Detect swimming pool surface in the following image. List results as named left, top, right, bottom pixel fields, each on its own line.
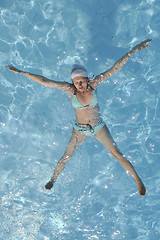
left=0, top=0, right=160, bottom=239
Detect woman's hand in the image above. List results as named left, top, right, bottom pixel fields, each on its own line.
left=132, top=39, right=152, bottom=52
left=5, top=65, right=20, bottom=73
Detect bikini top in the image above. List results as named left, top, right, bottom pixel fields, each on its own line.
left=72, top=88, right=98, bottom=109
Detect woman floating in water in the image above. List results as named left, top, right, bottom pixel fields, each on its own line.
left=6, top=39, right=152, bottom=196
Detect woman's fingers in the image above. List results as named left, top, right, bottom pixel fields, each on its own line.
left=142, top=39, right=152, bottom=49
left=5, top=66, right=18, bottom=72
left=144, top=38, right=152, bottom=44
left=132, top=39, right=152, bottom=51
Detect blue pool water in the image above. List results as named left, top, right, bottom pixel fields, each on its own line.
left=0, top=0, right=160, bottom=239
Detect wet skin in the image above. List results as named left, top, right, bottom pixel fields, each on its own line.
left=6, top=39, right=152, bottom=196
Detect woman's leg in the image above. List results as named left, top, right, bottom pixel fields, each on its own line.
left=45, top=128, right=87, bottom=190
left=94, top=125, right=146, bottom=196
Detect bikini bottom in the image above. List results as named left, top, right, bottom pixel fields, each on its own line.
left=74, top=119, right=105, bottom=137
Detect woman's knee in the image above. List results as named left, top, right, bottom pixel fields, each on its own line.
left=60, top=152, right=73, bottom=165
left=57, top=155, right=70, bottom=170
left=110, top=147, right=123, bottom=159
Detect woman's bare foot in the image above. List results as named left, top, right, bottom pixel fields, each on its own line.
left=45, top=181, right=53, bottom=190
left=137, top=179, right=146, bottom=196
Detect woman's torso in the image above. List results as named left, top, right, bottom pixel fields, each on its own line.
left=69, top=84, right=101, bottom=126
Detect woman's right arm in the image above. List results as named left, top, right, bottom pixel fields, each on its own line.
left=5, top=66, right=73, bottom=92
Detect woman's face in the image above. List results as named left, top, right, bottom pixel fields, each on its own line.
left=72, top=76, right=88, bottom=92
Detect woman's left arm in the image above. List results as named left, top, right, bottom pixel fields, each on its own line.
left=91, top=39, right=152, bottom=89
